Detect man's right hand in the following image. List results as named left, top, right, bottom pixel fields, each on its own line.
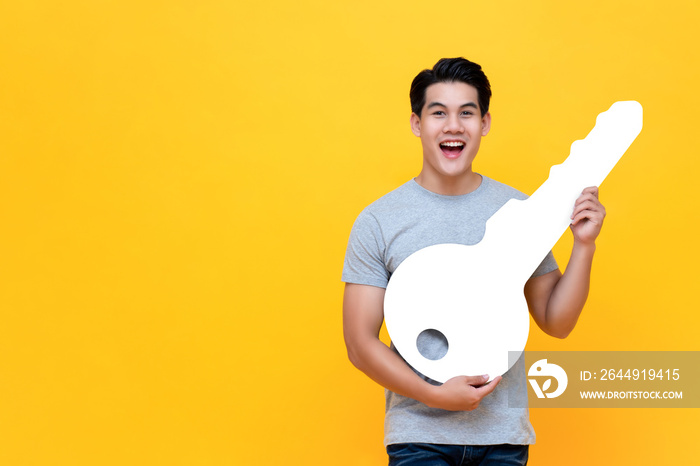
left=426, top=375, right=502, bottom=411
left=344, top=283, right=502, bottom=411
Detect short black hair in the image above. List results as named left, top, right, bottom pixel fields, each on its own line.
left=410, top=57, right=492, bottom=117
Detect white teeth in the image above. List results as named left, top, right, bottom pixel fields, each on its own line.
left=440, top=141, right=465, bottom=147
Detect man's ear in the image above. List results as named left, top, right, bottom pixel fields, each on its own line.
left=410, top=113, right=421, bottom=137
left=481, top=111, right=491, bottom=136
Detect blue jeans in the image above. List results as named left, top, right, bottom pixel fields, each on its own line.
left=387, top=443, right=528, bottom=466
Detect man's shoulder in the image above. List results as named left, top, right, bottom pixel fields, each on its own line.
left=482, top=175, right=529, bottom=201
left=360, top=179, right=418, bottom=216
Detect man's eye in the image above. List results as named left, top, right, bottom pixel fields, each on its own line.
left=461, top=111, right=473, bottom=116
left=433, top=111, right=445, bottom=116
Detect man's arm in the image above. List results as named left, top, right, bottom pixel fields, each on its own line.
left=343, top=282, right=501, bottom=411
left=525, top=186, right=606, bottom=338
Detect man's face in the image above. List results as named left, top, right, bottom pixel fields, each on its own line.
left=410, top=81, right=491, bottom=182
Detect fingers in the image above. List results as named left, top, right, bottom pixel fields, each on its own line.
left=571, top=201, right=605, bottom=225
left=580, top=186, right=599, bottom=198
left=437, top=374, right=503, bottom=411
left=571, top=199, right=599, bottom=216
left=571, top=211, right=603, bottom=227
left=570, top=187, right=606, bottom=225
left=461, top=374, right=491, bottom=386
left=475, top=375, right=502, bottom=397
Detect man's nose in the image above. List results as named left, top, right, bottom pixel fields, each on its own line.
left=443, top=115, right=464, bottom=133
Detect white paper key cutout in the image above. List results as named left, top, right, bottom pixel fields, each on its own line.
left=384, top=101, right=643, bottom=383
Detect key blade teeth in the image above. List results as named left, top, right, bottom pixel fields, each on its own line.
left=600, top=100, right=643, bottom=139
left=572, top=101, right=643, bottom=156
left=594, top=101, right=643, bottom=145
left=565, top=100, right=643, bottom=187
left=514, top=100, right=643, bottom=279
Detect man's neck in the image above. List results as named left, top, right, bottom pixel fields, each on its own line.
left=414, top=170, right=482, bottom=196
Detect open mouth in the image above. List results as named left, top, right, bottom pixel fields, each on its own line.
left=440, top=141, right=465, bottom=157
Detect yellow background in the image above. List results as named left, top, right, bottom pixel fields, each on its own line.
left=1, top=1, right=698, bottom=464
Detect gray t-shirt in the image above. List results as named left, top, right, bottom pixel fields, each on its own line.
left=342, top=176, right=558, bottom=446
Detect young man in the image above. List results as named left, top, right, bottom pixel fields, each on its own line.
left=342, top=58, right=605, bottom=465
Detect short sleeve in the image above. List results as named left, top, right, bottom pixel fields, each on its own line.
left=530, top=250, right=559, bottom=278
left=341, top=210, right=390, bottom=288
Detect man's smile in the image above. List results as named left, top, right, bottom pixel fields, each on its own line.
left=439, top=140, right=466, bottom=158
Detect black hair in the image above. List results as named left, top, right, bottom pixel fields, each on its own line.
left=410, top=57, right=492, bottom=117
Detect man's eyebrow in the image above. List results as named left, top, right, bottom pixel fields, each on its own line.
left=426, top=101, right=478, bottom=110
left=426, top=101, right=446, bottom=109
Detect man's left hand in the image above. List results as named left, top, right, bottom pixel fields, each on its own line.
left=570, top=186, right=606, bottom=245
